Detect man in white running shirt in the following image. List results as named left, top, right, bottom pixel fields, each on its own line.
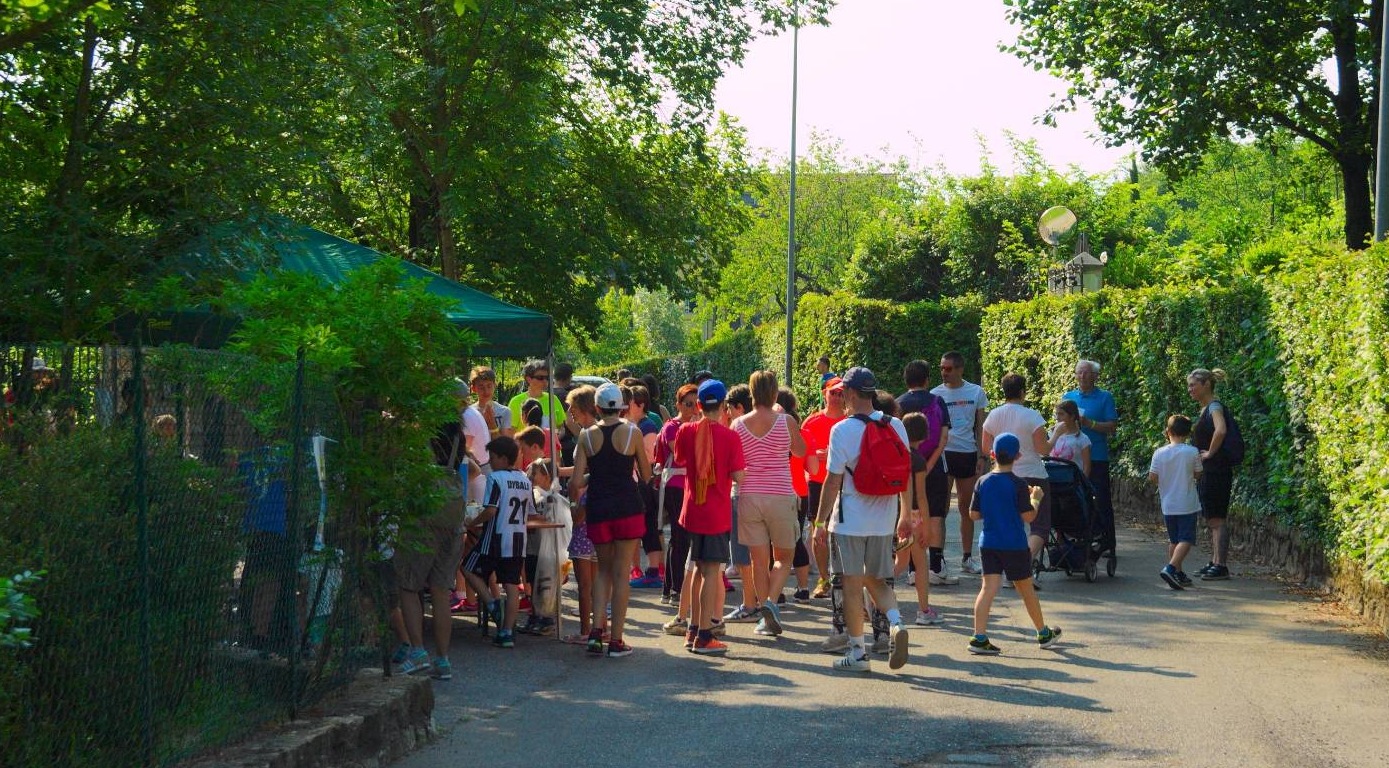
left=931, top=351, right=989, bottom=575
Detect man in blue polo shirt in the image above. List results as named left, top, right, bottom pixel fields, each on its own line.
left=1062, top=359, right=1118, bottom=531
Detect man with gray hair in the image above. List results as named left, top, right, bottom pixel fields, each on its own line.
left=1062, top=359, right=1118, bottom=533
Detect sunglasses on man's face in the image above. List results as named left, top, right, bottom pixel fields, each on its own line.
left=530, top=374, right=549, bottom=381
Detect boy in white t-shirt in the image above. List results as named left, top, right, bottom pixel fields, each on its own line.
left=1148, top=415, right=1203, bottom=590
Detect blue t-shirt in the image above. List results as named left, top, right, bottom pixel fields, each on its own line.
left=970, top=470, right=1031, bottom=551
left=1063, top=387, right=1118, bottom=462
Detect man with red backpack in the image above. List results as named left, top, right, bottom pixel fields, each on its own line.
left=811, top=367, right=911, bottom=673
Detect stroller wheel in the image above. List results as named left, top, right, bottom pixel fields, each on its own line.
left=1106, top=556, right=1117, bottom=578
left=1084, top=560, right=1098, bottom=583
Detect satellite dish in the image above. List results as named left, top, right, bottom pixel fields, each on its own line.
left=1038, top=206, right=1077, bottom=246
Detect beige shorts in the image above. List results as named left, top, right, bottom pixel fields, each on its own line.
left=736, top=492, right=800, bottom=549
left=830, top=533, right=895, bottom=580
left=394, top=524, right=464, bottom=592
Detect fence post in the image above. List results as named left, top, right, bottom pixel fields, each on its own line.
left=133, top=345, right=154, bottom=767
left=286, top=347, right=307, bottom=719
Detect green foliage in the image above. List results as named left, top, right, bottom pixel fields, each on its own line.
left=1003, top=0, right=1374, bottom=248
left=219, top=261, right=469, bottom=534
left=0, top=425, right=246, bottom=766
left=0, top=571, right=41, bottom=649
left=979, top=246, right=1389, bottom=583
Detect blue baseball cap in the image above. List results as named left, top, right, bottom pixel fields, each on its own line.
left=697, top=379, right=728, bottom=406
left=840, top=366, right=877, bottom=393
left=992, top=432, right=1021, bottom=462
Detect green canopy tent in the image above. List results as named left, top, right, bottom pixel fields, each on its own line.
left=116, top=223, right=553, bottom=359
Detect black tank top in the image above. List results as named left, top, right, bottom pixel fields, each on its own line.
left=585, top=422, right=643, bottom=521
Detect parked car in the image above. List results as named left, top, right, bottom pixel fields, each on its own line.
left=570, top=375, right=612, bottom=389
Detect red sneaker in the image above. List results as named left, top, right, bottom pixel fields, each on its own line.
left=722, top=574, right=734, bottom=593
left=518, top=596, right=533, bottom=612
left=691, top=636, right=728, bottom=655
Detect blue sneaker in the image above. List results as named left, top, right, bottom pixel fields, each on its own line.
left=758, top=600, right=783, bottom=635
left=1160, top=564, right=1184, bottom=590
left=493, top=630, right=515, bottom=649
left=399, top=647, right=431, bottom=674
left=1037, top=626, right=1063, bottom=649
left=390, top=642, right=411, bottom=665
left=430, top=657, right=452, bottom=680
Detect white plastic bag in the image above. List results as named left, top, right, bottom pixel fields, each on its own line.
left=531, top=483, right=572, bottom=619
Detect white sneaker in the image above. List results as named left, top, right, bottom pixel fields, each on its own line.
left=929, top=569, right=960, bottom=586
left=961, top=556, right=982, bottom=575
left=820, top=631, right=849, bottom=654
left=832, top=649, right=871, bottom=673
left=906, top=570, right=916, bottom=586
left=915, top=606, right=941, bottom=625
left=724, top=564, right=741, bottom=580
left=888, top=623, right=909, bottom=670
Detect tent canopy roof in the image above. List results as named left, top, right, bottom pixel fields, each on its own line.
left=118, top=223, right=553, bottom=359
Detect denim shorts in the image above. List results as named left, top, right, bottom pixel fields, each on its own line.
left=1165, top=513, right=1198, bottom=545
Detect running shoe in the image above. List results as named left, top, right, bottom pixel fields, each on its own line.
left=691, top=636, right=728, bottom=655
left=398, top=647, right=431, bottom=675
left=871, top=634, right=890, bottom=655
left=915, top=606, right=941, bottom=625
left=390, top=642, right=411, bottom=665
left=793, top=588, right=811, bottom=603
left=629, top=574, right=662, bottom=588
left=754, top=618, right=776, bottom=636
left=961, top=556, right=982, bottom=575
left=518, top=595, right=533, bottom=612
left=929, top=569, right=960, bottom=586
left=1201, top=565, right=1231, bottom=581
left=430, top=657, right=452, bottom=681
left=723, top=605, right=760, bottom=623
left=832, top=649, right=871, bottom=673
left=723, top=574, right=735, bottom=593
left=758, top=601, right=783, bottom=635
left=1176, top=571, right=1194, bottom=587
left=821, top=631, right=849, bottom=654
left=586, top=631, right=605, bottom=655
left=906, top=570, right=916, bottom=587
left=453, top=597, right=478, bottom=614
left=493, top=630, right=515, bottom=649
left=685, top=628, right=697, bottom=650
left=775, top=592, right=786, bottom=606
left=662, top=617, right=689, bottom=636
left=968, top=635, right=1001, bottom=655
left=606, top=640, right=634, bottom=658
left=1037, top=626, right=1062, bottom=649
left=1197, top=562, right=1216, bottom=576
left=811, top=578, right=832, bottom=599
left=709, top=619, right=727, bottom=637
left=724, top=564, right=741, bottom=580
left=562, top=633, right=590, bottom=645
left=1160, top=564, right=1184, bottom=590
left=888, top=623, right=909, bottom=670
left=630, top=566, right=644, bottom=581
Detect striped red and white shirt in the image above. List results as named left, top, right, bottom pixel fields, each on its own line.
left=735, top=413, right=795, bottom=496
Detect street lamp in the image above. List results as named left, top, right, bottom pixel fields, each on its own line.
left=784, top=3, right=800, bottom=383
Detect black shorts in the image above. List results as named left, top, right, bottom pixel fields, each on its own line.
left=687, top=531, right=731, bottom=564
left=943, top=451, right=979, bottom=480
left=465, top=551, right=524, bottom=585
left=1199, top=469, right=1233, bottom=520
left=980, top=548, right=1032, bottom=581
left=925, top=469, right=950, bottom=518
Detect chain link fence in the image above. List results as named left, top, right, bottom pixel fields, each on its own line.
left=0, top=343, right=383, bottom=768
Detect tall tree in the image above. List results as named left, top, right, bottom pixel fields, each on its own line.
left=1003, top=0, right=1378, bottom=250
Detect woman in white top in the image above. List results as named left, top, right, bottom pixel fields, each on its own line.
left=981, top=373, right=1053, bottom=567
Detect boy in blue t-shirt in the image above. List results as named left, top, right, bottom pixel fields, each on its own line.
left=967, top=433, right=1062, bottom=655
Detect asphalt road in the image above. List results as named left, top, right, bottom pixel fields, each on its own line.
left=398, top=516, right=1389, bottom=768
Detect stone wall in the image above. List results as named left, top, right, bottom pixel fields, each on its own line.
left=183, top=670, right=435, bottom=768
left=1112, top=475, right=1387, bottom=637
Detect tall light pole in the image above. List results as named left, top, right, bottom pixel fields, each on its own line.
left=784, top=2, right=800, bottom=382
left=1376, top=0, right=1389, bottom=240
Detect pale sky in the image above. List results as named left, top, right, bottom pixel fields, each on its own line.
left=715, top=0, right=1133, bottom=176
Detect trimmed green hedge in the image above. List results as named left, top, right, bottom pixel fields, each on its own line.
left=793, top=292, right=982, bottom=408
left=600, top=294, right=981, bottom=414
left=979, top=246, right=1389, bottom=583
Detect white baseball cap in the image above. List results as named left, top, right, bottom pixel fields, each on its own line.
left=595, top=382, right=623, bottom=410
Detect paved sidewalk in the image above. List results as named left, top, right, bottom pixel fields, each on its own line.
left=400, top=517, right=1389, bottom=768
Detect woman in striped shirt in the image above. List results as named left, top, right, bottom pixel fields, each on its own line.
left=731, top=370, right=806, bottom=636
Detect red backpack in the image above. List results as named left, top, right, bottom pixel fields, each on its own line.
left=846, top=413, right=911, bottom=495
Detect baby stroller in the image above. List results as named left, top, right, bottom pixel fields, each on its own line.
left=1035, top=456, right=1117, bottom=582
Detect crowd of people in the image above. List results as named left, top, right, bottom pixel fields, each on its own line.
left=391, top=353, right=1242, bottom=677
